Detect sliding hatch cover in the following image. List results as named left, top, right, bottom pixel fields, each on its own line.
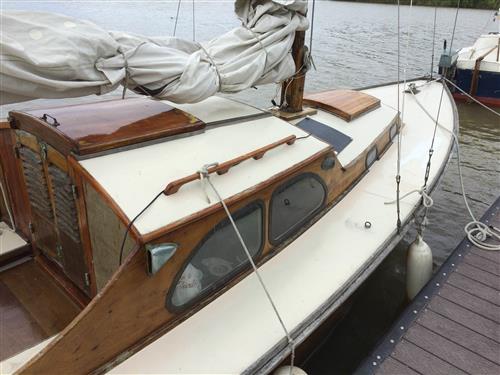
left=295, top=117, right=352, bottom=153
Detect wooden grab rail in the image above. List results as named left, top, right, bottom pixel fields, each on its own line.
left=164, top=135, right=297, bottom=196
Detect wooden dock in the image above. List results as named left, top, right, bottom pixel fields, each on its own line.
left=357, top=197, right=500, bottom=375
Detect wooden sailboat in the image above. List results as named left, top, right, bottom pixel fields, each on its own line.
left=0, top=5, right=457, bottom=375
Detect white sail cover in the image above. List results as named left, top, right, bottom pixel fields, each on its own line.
left=0, top=0, right=308, bottom=105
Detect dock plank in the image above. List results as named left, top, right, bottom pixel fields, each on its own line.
left=391, top=340, right=467, bottom=375
left=470, top=247, right=500, bottom=264
left=446, top=272, right=500, bottom=305
left=429, top=295, right=499, bottom=342
left=455, top=262, right=500, bottom=290
left=438, top=283, right=500, bottom=323
left=417, top=309, right=500, bottom=365
left=359, top=198, right=500, bottom=375
left=405, top=323, right=500, bottom=374
left=377, top=358, right=420, bottom=375
left=463, top=252, right=500, bottom=276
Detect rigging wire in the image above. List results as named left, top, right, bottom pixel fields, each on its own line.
left=173, top=0, right=182, bottom=37
left=395, top=0, right=402, bottom=231
left=200, top=167, right=296, bottom=373
left=118, top=191, right=164, bottom=265
left=441, top=76, right=500, bottom=117
left=309, top=0, right=316, bottom=56
left=192, top=0, right=196, bottom=41
left=430, top=7, right=438, bottom=79
left=407, top=90, right=500, bottom=251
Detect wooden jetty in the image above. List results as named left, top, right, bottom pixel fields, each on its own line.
left=357, top=197, right=500, bottom=375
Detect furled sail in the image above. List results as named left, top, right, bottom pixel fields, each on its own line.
left=0, top=0, right=308, bottom=105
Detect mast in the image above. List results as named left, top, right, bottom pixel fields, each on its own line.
left=281, top=30, right=306, bottom=113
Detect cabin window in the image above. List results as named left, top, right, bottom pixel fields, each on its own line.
left=270, top=174, right=326, bottom=244
left=389, top=122, right=398, bottom=141
left=366, top=146, right=378, bottom=169
left=168, top=202, right=264, bottom=310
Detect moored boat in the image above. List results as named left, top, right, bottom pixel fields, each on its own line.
left=440, top=10, right=500, bottom=107
left=0, top=2, right=458, bottom=374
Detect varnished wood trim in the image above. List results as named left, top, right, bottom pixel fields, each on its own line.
left=0, top=244, right=31, bottom=268
left=143, top=146, right=332, bottom=243
left=68, top=162, right=98, bottom=297
left=340, top=113, right=398, bottom=170
left=10, top=112, right=76, bottom=156
left=164, top=135, right=297, bottom=195
left=35, top=254, right=90, bottom=309
left=68, top=157, right=142, bottom=243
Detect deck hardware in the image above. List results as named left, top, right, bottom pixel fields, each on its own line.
left=146, top=243, right=178, bottom=276
left=321, top=155, right=335, bottom=170
left=14, top=144, right=21, bottom=159
left=84, top=272, right=91, bottom=287
left=364, top=221, right=371, bottom=229
left=71, top=184, right=79, bottom=200
left=39, top=142, right=48, bottom=160
left=28, top=222, right=34, bottom=234
left=56, top=244, right=63, bottom=259
left=164, top=135, right=296, bottom=195
left=40, top=113, right=60, bottom=127
left=372, top=362, right=377, bottom=366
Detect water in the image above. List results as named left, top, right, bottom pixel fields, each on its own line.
left=2, top=1, right=499, bottom=373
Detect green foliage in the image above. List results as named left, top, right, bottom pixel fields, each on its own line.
left=334, top=0, right=499, bottom=9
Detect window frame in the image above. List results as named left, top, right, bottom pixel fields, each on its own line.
left=366, top=146, right=378, bottom=169
left=268, top=173, right=327, bottom=246
left=165, top=200, right=265, bottom=313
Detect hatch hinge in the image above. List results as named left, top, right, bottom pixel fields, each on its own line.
left=14, top=144, right=21, bottom=159
left=84, top=272, right=91, bottom=288
left=39, top=142, right=48, bottom=161
left=56, top=244, right=63, bottom=260
left=71, top=184, right=79, bottom=200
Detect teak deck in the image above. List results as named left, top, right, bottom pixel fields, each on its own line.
left=0, top=260, right=81, bottom=361
left=358, top=196, right=500, bottom=375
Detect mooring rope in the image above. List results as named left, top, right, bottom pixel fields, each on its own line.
left=408, top=88, right=500, bottom=251
left=200, top=166, right=296, bottom=373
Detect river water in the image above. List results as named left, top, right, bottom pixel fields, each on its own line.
left=2, top=1, right=499, bottom=373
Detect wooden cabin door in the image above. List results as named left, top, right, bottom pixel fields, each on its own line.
left=15, top=131, right=91, bottom=296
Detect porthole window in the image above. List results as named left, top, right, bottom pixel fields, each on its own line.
left=270, top=174, right=326, bottom=244
left=168, top=202, right=263, bottom=310
left=390, top=123, right=398, bottom=141
left=366, top=147, right=378, bottom=169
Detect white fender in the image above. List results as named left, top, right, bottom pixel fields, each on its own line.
left=406, top=234, right=433, bottom=300
left=273, top=366, right=308, bottom=375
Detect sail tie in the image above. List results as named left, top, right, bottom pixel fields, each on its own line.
left=199, top=45, right=223, bottom=91
left=243, top=25, right=269, bottom=68
left=198, top=164, right=296, bottom=373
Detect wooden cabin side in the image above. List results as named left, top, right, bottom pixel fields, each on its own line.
left=13, top=98, right=399, bottom=374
